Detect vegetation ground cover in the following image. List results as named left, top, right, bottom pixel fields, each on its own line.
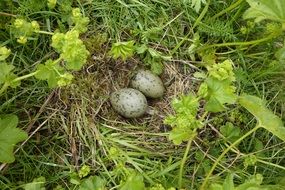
left=0, top=0, right=285, bottom=189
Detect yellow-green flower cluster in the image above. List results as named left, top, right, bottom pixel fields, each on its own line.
left=0, top=46, right=11, bottom=61
left=12, top=19, right=40, bottom=44
left=47, top=0, right=57, bottom=9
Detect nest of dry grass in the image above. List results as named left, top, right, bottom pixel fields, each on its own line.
left=43, top=42, right=199, bottom=168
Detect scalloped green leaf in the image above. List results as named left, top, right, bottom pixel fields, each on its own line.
left=79, top=176, right=106, bottom=190
left=243, top=0, right=285, bottom=23
left=239, top=95, right=285, bottom=141
left=0, top=62, right=14, bottom=85
left=23, top=176, right=46, bottom=190
left=120, top=172, right=145, bottom=190
left=0, top=114, right=28, bottom=163
left=165, top=94, right=202, bottom=145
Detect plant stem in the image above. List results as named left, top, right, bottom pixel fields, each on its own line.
left=0, top=12, right=16, bottom=17
left=0, top=58, right=61, bottom=95
left=13, top=71, right=39, bottom=82
left=211, top=0, right=245, bottom=20
left=197, top=35, right=274, bottom=52
left=257, top=159, right=285, bottom=171
left=200, top=125, right=261, bottom=190
left=37, top=31, right=54, bottom=35
left=178, top=138, right=193, bottom=189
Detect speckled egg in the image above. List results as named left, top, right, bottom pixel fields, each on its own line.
left=110, top=88, right=147, bottom=118
left=130, top=70, right=165, bottom=98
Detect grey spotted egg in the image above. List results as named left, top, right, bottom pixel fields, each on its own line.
left=130, top=70, right=165, bottom=98
left=110, top=88, right=148, bottom=118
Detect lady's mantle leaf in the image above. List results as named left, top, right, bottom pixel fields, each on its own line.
left=223, top=174, right=235, bottom=190
left=120, top=172, right=145, bottom=190
left=0, top=62, right=14, bottom=85
left=189, top=0, right=206, bottom=13
left=220, top=122, right=240, bottom=143
left=165, top=94, right=202, bottom=145
left=23, top=176, right=46, bottom=190
left=243, top=0, right=285, bottom=23
left=169, top=127, right=197, bottom=145
left=239, top=94, right=285, bottom=141
left=35, top=60, right=73, bottom=88
left=51, top=31, right=89, bottom=71
left=0, top=46, right=11, bottom=61
left=0, top=115, right=28, bottom=163
left=79, top=176, right=106, bottom=190
left=204, top=78, right=237, bottom=112
left=199, top=60, right=237, bottom=113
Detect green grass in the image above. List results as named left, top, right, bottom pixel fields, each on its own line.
left=1, top=0, right=285, bottom=189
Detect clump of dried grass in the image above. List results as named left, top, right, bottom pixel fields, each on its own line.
left=44, top=47, right=198, bottom=170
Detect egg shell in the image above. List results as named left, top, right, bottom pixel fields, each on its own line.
left=130, top=70, right=165, bottom=98
left=110, top=88, right=147, bottom=118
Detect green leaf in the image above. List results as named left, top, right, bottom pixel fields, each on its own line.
left=236, top=174, right=264, bottom=190
left=169, top=126, right=197, bottom=145
left=165, top=94, right=202, bottom=145
left=57, top=73, right=74, bottom=87
left=35, top=60, right=63, bottom=88
left=0, top=114, right=28, bottom=163
left=51, top=32, right=65, bottom=51
left=6, top=73, right=20, bottom=88
left=35, top=59, right=73, bottom=88
left=61, top=31, right=89, bottom=70
left=210, top=174, right=281, bottom=190
left=140, top=27, right=163, bottom=43
left=205, top=95, right=226, bottom=113
left=207, top=59, right=235, bottom=82
left=69, top=172, right=81, bottom=185
left=239, top=94, right=285, bottom=141
left=198, top=48, right=216, bottom=66
left=47, top=0, right=56, bottom=9
left=51, top=31, right=89, bottom=71
left=148, top=184, right=167, bottom=190
left=0, top=46, right=11, bottom=61
left=79, top=176, right=106, bottom=190
left=148, top=48, right=162, bottom=58
left=172, top=94, right=199, bottom=115
left=150, top=60, right=163, bottom=75
left=275, top=46, right=285, bottom=62
left=223, top=174, right=235, bottom=190
left=200, top=60, right=237, bottom=112
left=71, top=8, right=90, bottom=33
left=220, top=122, right=240, bottom=142
left=209, top=184, right=223, bottom=190
left=190, top=0, right=206, bottom=13
left=0, top=62, right=14, bottom=85
left=187, top=32, right=200, bottom=60
left=204, top=78, right=237, bottom=112
left=194, top=71, right=206, bottom=79
left=243, top=0, right=285, bottom=23
left=12, top=19, right=39, bottom=44
left=138, top=45, right=170, bottom=74
left=23, top=176, right=46, bottom=190
left=78, top=165, right=91, bottom=178
left=109, top=40, right=135, bottom=61
left=253, top=139, right=264, bottom=157
left=120, top=172, right=145, bottom=190
left=136, top=44, right=148, bottom=54
left=0, top=62, right=20, bottom=89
